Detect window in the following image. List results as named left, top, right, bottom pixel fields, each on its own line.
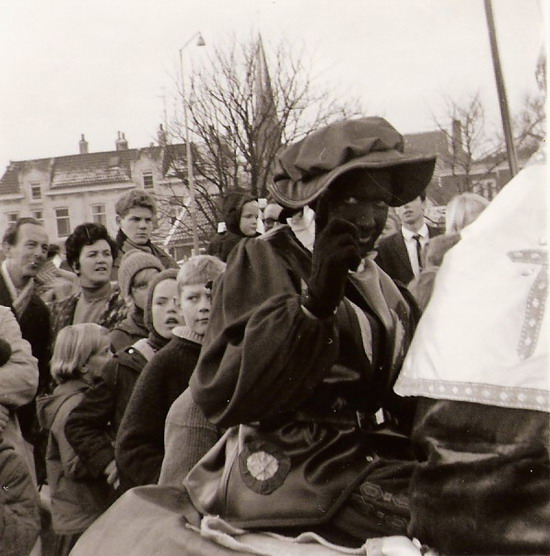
left=30, top=182, right=42, bottom=200
left=55, top=208, right=71, bottom=237
left=32, top=210, right=44, bottom=225
left=472, top=178, right=497, bottom=201
left=91, top=204, right=106, bottom=225
left=7, top=212, right=19, bottom=224
left=142, top=171, right=154, bottom=188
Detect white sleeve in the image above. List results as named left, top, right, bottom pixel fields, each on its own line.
left=0, top=308, right=39, bottom=408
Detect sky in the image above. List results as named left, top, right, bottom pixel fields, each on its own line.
left=0, top=0, right=546, bottom=172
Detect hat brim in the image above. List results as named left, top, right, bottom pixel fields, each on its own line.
left=269, top=150, right=437, bottom=209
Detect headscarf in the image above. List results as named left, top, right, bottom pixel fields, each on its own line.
left=143, top=269, right=179, bottom=352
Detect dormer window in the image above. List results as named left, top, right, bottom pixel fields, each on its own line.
left=142, top=171, right=154, bottom=188
left=30, top=182, right=42, bottom=200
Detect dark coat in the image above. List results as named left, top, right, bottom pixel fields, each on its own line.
left=375, top=225, right=441, bottom=285
left=0, top=439, right=41, bottom=556
left=36, top=380, right=111, bottom=534
left=186, top=226, right=418, bottom=529
left=64, top=346, right=147, bottom=479
left=109, top=310, right=148, bottom=353
left=409, top=397, right=550, bottom=554
left=115, top=335, right=201, bottom=489
left=0, top=273, right=51, bottom=440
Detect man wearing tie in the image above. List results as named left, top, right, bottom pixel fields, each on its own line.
left=375, top=193, right=441, bottom=285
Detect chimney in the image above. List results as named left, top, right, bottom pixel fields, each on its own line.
left=115, top=131, right=129, bottom=151
left=157, top=124, right=167, bottom=147
left=79, top=134, right=89, bottom=154
left=451, top=120, right=463, bottom=158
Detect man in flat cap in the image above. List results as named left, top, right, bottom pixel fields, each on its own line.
left=182, top=117, right=436, bottom=545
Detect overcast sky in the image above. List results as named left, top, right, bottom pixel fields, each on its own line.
left=0, top=0, right=545, bottom=171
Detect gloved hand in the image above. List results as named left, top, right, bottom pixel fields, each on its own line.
left=303, top=218, right=361, bottom=319
left=0, top=338, right=12, bottom=367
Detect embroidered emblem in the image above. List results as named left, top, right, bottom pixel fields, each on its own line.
left=239, top=440, right=291, bottom=495
left=247, top=451, right=278, bottom=481
left=508, top=249, right=548, bottom=359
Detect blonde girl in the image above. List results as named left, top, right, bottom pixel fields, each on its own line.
left=37, top=324, right=112, bottom=556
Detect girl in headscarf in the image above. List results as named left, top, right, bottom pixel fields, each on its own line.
left=207, top=189, right=260, bottom=262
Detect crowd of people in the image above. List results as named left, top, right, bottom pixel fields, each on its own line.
left=0, top=117, right=547, bottom=556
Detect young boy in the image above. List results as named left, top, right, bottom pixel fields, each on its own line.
left=111, top=189, right=178, bottom=280
left=115, top=255, right=225, bottom=489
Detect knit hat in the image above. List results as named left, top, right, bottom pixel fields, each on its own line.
left=143, top=268, right=179, bottom=332
left=118, top=249, right=163, bottom=300
left=269, top=117, right=437, bottom=209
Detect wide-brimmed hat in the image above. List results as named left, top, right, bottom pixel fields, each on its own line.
left=269, top=117, right=437, bottom=208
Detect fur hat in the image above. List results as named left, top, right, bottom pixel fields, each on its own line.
left=269, top=117, right=436, bottom=209
left=118, top=249, right=163, bottom=300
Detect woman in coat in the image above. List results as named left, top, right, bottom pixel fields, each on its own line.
left=49, top=223, right=127, bottom=340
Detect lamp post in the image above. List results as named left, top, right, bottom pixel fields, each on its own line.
left=179, top=32, right=205, bottom=256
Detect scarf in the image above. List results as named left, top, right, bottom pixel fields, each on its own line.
left=1, top=261, right=35, bottom=319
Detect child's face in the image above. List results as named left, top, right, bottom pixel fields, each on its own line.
left=84, top=338, right=112, bottom=381
left=178, top=283, right=212, bottom=336
left=239, top=200, right=260, bottom=237
left=151, top=278, right=181, bottom=339
left=131, top=268, right=159, bottom=310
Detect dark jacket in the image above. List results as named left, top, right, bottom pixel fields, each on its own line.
left=207, top=190, right=258, bottom=262
left=37, top=380, right=111, bottom=534
left=49, top=284, right=128, bottom=340
left=109, top=309, right=148, bottom=353
left=409, top=397, right=550, bottom=555
left=115, top=333, right=202, bottom=489
left=0, top=273, right=51, bottom=443
left=64, top=346, right=148, bottom=479
left=0, top=439, right=41, bottom=556
left=111, top=230, right=178, bottom=281
left=375, top=225, right=441, bottom=285
left=186, top=226, right=418, bottom=529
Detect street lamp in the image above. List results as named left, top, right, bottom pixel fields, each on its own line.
left=179, top=32, right=205, bottom=256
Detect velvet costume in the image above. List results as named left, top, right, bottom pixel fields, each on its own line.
left=186, top=226, right=418, bottom=539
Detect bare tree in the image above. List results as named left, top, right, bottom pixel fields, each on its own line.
left=433, top=89, right=545, bottom=196
left=512, top=90, right=546, bottom=153
left=433, top=93, right=502, bottom=193
left=159, top=35, right=363, bottom=245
